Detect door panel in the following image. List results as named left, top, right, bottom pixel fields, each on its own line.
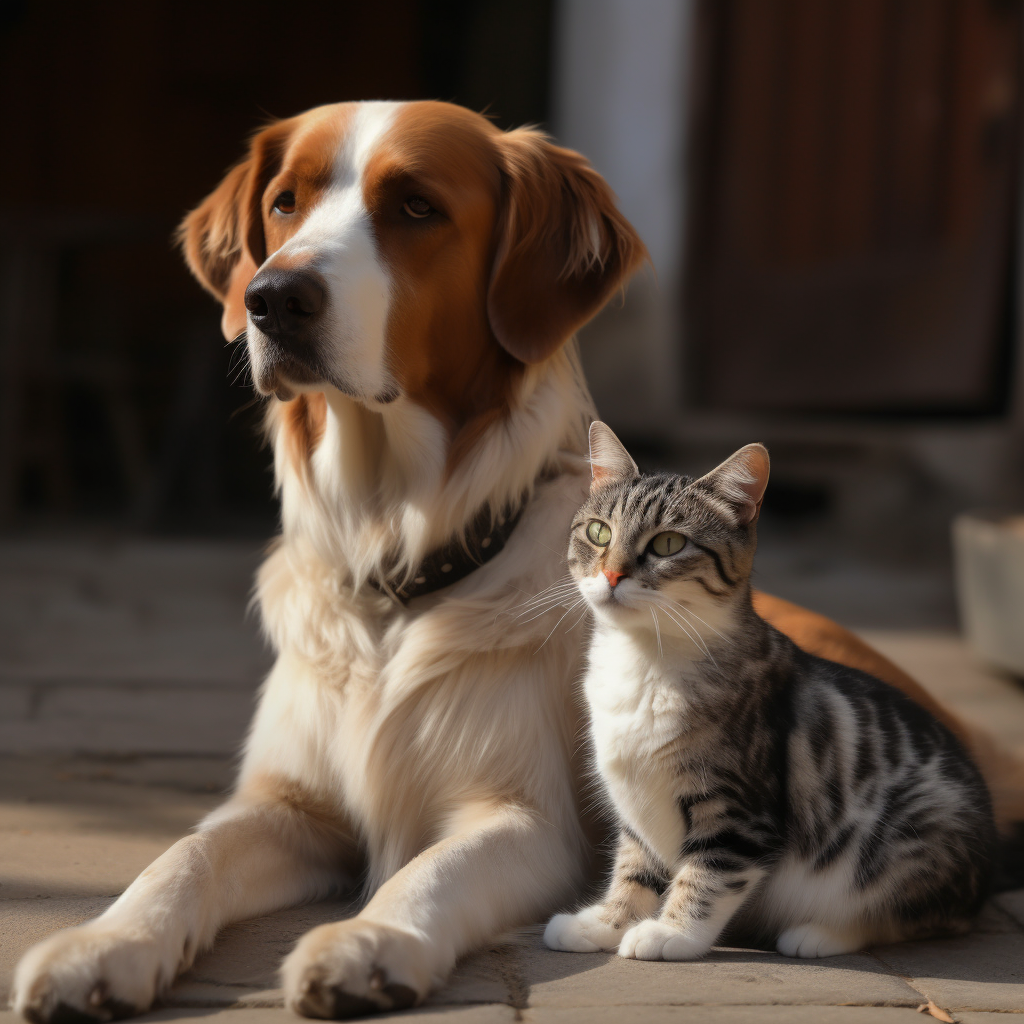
left=686, top=0, right=1021, bottom=414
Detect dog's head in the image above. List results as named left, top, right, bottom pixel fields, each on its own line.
left=180, top=100, right=646, bottom=429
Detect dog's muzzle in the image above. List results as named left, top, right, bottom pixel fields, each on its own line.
left=244, top=268, right=329, bottom=397
left=245, top=268, right=325, bottom=339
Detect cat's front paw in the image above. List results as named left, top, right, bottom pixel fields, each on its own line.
left=618, top=920, right=710, bottom=961
left=543, top=906, right=625, bottom=953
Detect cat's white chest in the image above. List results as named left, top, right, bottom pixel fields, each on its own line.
left=584, top=630, right=690, bottom=869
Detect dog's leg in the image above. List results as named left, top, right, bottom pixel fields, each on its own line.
left=282, top=799, right=579, bottom=1019
left=13, top=793, right=354, bottom=1024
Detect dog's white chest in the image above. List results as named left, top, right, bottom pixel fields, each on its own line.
left=584, top=635, right=688, bottom=869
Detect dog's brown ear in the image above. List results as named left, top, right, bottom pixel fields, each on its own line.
left=487, top=128, right=648, bottom=365
left=178, top=119, right=293, bottom=340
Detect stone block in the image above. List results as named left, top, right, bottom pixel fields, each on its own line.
left=1, top=1009, right=516, bottom=1024
left=0, top=896, right=114, bottom=1003
left=522, top=1007, right=934, bottom=1023
left=0, top=541, right=270, bottom=687
left=872, top=931, right=1024, bottom=1012
left=175, top=900, right=359, bottom=994
left=0, top=686, right=255, bottom=756
left=516, top=926, right=920, bottom=1009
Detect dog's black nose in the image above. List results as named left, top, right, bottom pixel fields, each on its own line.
left=245, top=269, right=325, bottom=336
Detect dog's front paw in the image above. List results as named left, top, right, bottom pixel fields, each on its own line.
left=12, top=923, right=167, bottom=1024
left=282, top=919, right=433, bottom=1020
left=618, top=919, right=710, bottom=961
left=543, top=905, right=626, bottom=952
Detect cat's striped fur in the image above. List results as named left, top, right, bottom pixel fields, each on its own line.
left=544, top=422, right=995, bottom=960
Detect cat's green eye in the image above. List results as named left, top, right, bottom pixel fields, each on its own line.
left=650, top=531, right=686, bottom=557
left=586, top=520, right=612, bottom=547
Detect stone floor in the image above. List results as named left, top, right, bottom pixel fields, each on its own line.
left=1, top=539, right=1023, bottom=1022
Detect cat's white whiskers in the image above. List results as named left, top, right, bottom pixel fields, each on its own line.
left=648, top=596, right=715, bottom=663
left=510, top=579, right=582, bottom=623
left=650, top=607, right=663, bottom=659
left=568, top=602, right=592, bottom=633
left=513, top=577, right=578, bottom=609
left=496, top=580, right=577, bottom=624
left=515, top=593, right=582, bottom=625
left=534, top=598, right=587, bottom=653
left=675, top=603, right=731, bottom=643
left=653, top=603, right=707, bottom=658
left=672, top=605, right=719, bottom=667
left=647, top=593, right=718, bottom=665
left=514, top=581, right=577, bottom=607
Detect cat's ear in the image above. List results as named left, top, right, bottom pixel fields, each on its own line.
left=589, top=421, right=639, bottom=489
left=697, top=444, right=770, bottom=525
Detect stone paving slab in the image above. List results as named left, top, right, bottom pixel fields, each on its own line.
left=0, top=541, right=270, bottom=684
left=872, top=931, right=1024, bottom=1012
left=0, top=1006, right=995, bottom=1024
left=522, top=1009, right=958, bottom=1023
left=3, top=755, right=1024, bottom=1019
left=0, top=685, right=257, bottom=756
left=517, top=927, right=921, bottom=1009
left=0, top=756, right=225, bottom=1005
left=959, top=1014, right=1024, bottom=1023
left=0, top=541, right=269, bottom=757
left=0, top=1010, right=517, bottom=1024
left=0, top=896, right=115, bottom=1005
left=0, top=756, right=224, bottom=905
left=2, top=582, right=1024, bottom=1024
left=0, top=1007, right=983, bottom=1024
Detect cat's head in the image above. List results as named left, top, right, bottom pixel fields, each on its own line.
left=570, top=421, right=769, bottom=635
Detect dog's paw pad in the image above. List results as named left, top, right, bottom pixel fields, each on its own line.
left=293, top=965, right=417, bottom=1020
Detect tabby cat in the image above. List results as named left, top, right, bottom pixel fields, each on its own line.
left=544, top=422, right=994, bottom=960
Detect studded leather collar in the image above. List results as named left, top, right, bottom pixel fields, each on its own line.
left=368, top=499, right=525, bottom=604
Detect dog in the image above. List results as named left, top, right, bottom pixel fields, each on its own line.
left=13, top=100, right=1024, bottom=1023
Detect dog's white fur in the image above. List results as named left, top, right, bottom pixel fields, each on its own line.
left=13, top=101, right=626, bottom=1021
left=12, top=361, right=597, bottom=1019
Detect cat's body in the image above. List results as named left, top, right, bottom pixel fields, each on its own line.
left=545, top=424, right=995, bottom=960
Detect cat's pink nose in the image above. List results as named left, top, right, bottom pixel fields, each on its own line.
left=603, top=568, right=626, bottom=588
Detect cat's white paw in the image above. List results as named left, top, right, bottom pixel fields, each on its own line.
left=544, top=906, right=624, bottom=953
left=777, top=923, right=861, bottom=958
left=618, top=920, right=710, bottom=961
left=281, top=918, right=432, bottom=1019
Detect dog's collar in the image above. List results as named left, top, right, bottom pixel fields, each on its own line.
left=368, top=499, right=525, bottom=605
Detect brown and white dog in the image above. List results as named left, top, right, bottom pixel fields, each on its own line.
left=13, top=100, right=1024, bottom=1022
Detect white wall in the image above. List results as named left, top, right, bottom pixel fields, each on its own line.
left=552, top=0, right=696, bottom=433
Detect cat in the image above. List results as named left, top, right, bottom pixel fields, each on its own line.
left=543, top=421, right=995, bottom=960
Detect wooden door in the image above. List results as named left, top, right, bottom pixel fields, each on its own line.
left=686, top=0, right=1022, bottom=414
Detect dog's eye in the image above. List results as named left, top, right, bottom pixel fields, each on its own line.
left=586, top=520, right=611, bottom=547
left=402, top=196, right=433, bottom=219
left=273, top=191, right=296, bottom=215
left=650, top=532, right=686, bottom=557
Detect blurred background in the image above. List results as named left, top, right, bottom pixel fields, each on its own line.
left=2, top=0, right=1024, bottom=755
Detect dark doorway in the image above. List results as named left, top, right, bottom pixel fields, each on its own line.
left=686, top=0, right=1022, bottom=416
